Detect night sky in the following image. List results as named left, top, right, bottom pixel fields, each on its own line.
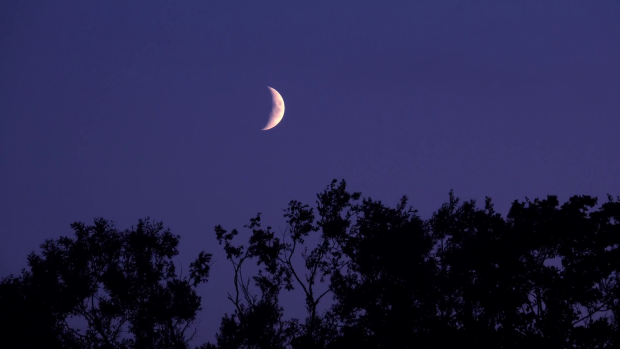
left=1, top=0, right=619, bottom=343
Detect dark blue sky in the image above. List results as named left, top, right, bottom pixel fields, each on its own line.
left=1, top=0, right=619, bottom=343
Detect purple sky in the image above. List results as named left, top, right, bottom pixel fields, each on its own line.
left=1, top=0, right=619, bottom=343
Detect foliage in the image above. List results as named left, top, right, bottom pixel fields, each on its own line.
left=2, top=181, right=620, bottom=348
left=0, top=218, right=212, bottom=349
left=209, top=180, right=620, bottom=348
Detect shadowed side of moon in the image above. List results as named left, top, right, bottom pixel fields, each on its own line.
left=262, top=86, right=285, bottom=131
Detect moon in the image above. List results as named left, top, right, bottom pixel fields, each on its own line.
left=262, top=86, right=285, bottom=131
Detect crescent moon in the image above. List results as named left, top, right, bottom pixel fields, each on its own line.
left=262, top=86, right=285, bottom=131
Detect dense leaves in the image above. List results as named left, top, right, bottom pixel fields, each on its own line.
left=2, top=180, right=620, bottom=348
left=0, top=218, right=212, bottom=349
left=210, top=180, right=620, bottom=348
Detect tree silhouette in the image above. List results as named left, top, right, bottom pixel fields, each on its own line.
left=209, top=180, right=620, bottom=349
left=2, top=180, right=619, bottom=348
left=207, top=180, right=360, bottom=348
left=0, top=218, right=212, bottom=349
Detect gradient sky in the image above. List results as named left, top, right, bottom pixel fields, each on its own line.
left=1, top=0, right=619, bottom=343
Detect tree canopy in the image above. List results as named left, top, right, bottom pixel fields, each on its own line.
left=2, top=179, right=620, bottom=348
left=0, top=218, right=211, bottom=349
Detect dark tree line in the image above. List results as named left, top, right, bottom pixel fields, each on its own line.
left=2, top=179, right=620, bottom=348
left=0, top=219, right=211, bottom=348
